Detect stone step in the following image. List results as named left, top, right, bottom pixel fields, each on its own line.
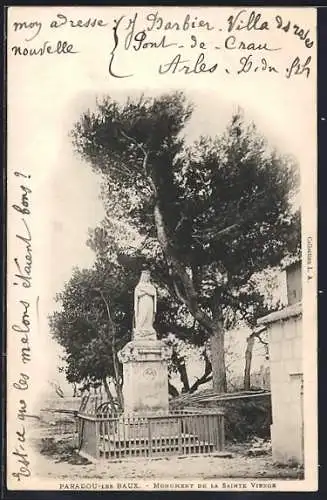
left=99, top=440, right=214, bottom=451
left=100, top=433, right=201, bottom=445
left=99, top=442, right=215, bottom=459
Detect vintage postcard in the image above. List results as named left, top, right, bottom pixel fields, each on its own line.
left=6, top=6, right=317, bottom=492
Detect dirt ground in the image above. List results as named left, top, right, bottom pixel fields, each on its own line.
left=29, top=428, right=304, bottom=481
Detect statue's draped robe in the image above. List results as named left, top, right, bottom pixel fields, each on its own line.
left=134, top=283, right=157, bottom=337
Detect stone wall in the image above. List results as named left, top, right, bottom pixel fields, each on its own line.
left=258, top=303, right=303, bottom=465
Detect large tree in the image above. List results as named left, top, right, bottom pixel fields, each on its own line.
left=71, top=92, right=300, bottom=392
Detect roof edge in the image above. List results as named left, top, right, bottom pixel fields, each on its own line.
left=257, top=302, right=302, bottom=325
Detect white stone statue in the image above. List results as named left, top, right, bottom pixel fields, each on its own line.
left=133, top=270, right=157, bottom=340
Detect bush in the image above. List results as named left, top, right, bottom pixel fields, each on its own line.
left=39, top=436, right=91, bottom=464
left=222, top=396, right=272, bottom=442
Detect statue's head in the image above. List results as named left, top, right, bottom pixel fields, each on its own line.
left=140, top=270, right=151, bottom=282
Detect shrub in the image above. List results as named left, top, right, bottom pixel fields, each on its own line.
left=222, top=396, right=272, bottom=442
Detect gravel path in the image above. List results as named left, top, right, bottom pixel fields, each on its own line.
left=23, top=425, right=303, bottom=484
left=33, top=441, right=303, bottom=481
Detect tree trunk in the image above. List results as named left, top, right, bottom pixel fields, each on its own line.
left=98, top=289, right=124, bottom=409
left=189, top=350, right=212, bottom=393
left=153, top=202, right=213, bottom=332
left=102, top=377, right=115, bottom=405
left=150, top=165, right=229, bottom=392
left=114, top=378, right=124, bottom=410
left=211, top=321, right=227, bottom=393
left=172, top=349, right=190, bottom=393
left=244, top=334, right=255, bottom=390
left=112, top=340, right=124, bottom=408
left=168, top=382, right=179, bottom=397
left=178, top=360, right=190, bottom=393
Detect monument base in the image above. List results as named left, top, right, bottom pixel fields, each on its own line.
left=118, top=340, right=171, bottom=416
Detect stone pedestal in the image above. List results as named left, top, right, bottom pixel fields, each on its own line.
left=118, top=340, right=171, bottom=416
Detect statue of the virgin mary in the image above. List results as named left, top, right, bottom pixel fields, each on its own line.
left=133, top=270, right=157, bottom=340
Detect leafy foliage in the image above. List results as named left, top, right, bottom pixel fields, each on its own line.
left=223, top=397, right=272, bottom=442
left=70, top=92, right=300, bottom=391
left=72, top=93, right=299, bottom=321
left=49, top=263, right=134, bottom=389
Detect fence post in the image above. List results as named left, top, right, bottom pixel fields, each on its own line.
left=178, top=417, right=183, bottom=455
left=148, top=419, right=152, bottom=458
left=76, top=416, right=80, bottom=449
left=95, top=420, right=100, bottom=459
left=77, top=415, right=85, bottom=452
left=220, top=413, right=225, bottom=451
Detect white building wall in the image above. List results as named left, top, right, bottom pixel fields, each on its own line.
left=268, top=312, right=303, bottom=465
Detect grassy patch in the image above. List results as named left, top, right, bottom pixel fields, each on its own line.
left=39, top=437, right=91, bottom=465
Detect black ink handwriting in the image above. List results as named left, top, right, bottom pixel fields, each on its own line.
left=131, top=31, right=177, bottom=51
left=159, top=52, right=217, bottom=75
left=146, top=11, right=214, bottom=32
left=12, top=184, right=31, bottom=216
left=237, top=54, right=278, bottom=74
left=13, top=372, right=29, bottom=391
left=11, top=425, right=31, bottom=481
left=17, top=400, right=28, bottom=421
left=108, top=17, right=133, bottom=78
left=12, top=300, right=31, bottom=365
left=227, top=10, right=269, bottom=32
left=12, top=20, right=42, bottom=42
left=14, top=171, right=31, bottom=180
left=11, top=40, right=78, bottom=56
left=50, top=13, right=108, bottom=30
left=275, top=15, right=314, bottom=48
left=13, top=218, right=32, bottom=289
left=225, top=35, right=280, bottom=51
left=286, top=56, right=311, bottom=79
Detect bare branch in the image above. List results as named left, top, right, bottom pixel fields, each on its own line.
left=175, top=214, right=187, bottom=232
left=118, top=128, right=156, bottom=195
left=193, top=223, right=239, bottom=241
left=246, top=326, right=268, bottom=344
left=254, top=332, right=268, bottom=346
left=192, top=190, right=266, bottom=242
left=118, top=128, right=143, bottom=150
left=172, top=279, right=187, bottom=305
left=107, top=163, right=137, bottom=180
